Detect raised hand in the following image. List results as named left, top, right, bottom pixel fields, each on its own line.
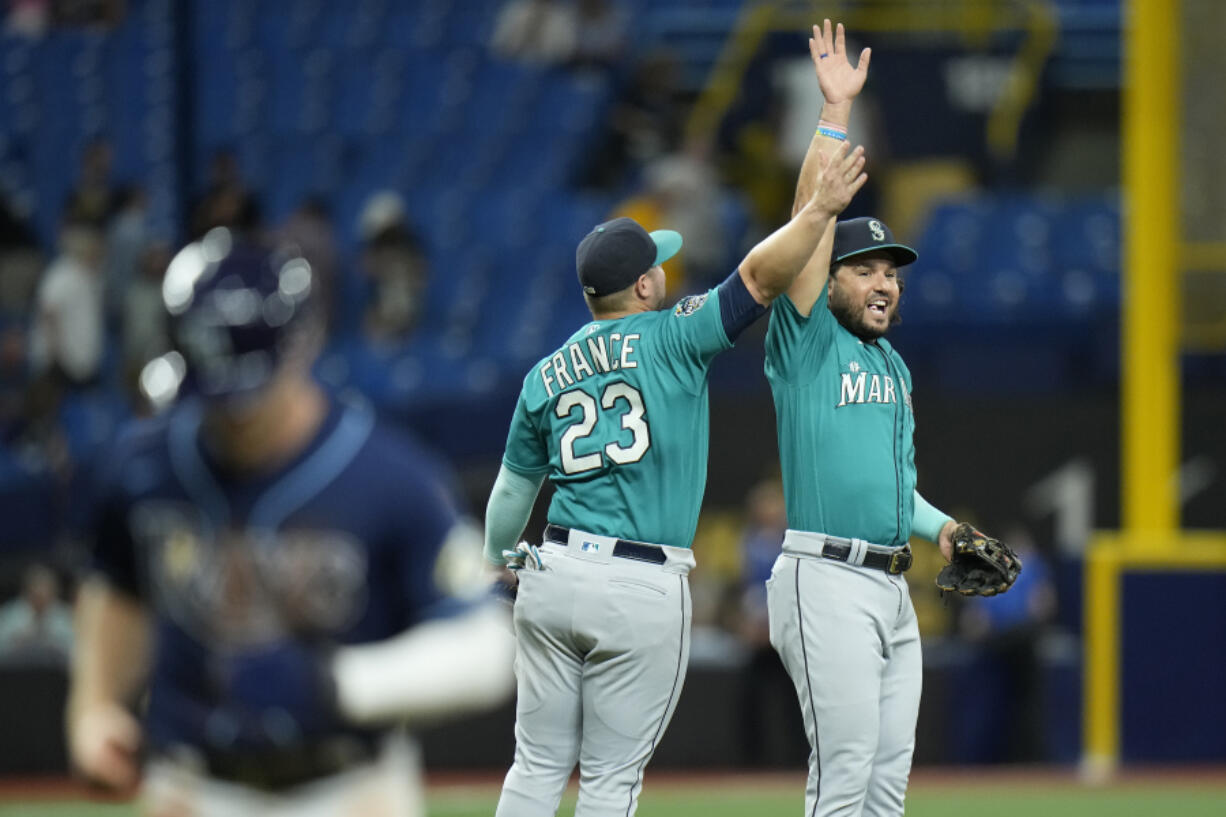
left=810, top=19, right=871, bottom=105
left=810, top=141, right=868, bottom=217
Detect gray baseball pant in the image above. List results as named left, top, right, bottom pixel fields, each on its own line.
left=495, top=532, right=695, bottom=817
left=767, top=530, right=922, bottom=817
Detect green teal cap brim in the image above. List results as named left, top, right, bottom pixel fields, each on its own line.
left=650, top=229, right=683, bottom=266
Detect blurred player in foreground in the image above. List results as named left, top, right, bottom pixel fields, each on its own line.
left=764, top=22, right=1011, bottom=816
left=66, top=228, right=515, bottom=816
left=483, top=87, right=867, bottom=817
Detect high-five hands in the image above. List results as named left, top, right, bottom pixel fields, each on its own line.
left=811, top=141, right=868, bottom=218
left=810, top=19, right=871, bottom=105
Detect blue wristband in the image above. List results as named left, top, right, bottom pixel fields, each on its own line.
left=817, top=126, right=848, bottom=141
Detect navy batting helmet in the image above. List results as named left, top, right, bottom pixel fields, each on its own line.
left=159, top=227, right=317, bottom=400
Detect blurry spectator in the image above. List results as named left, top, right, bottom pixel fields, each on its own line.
left=0, top=563, right=74, bottom=657
left=0, top=196, right=44, bottom=320
left=28, top=215, right=106, bottom=386
left=611, top=143, right=727, bottom=291
left=190, top=148, right=259, bottom=240
left=357, top=191, right=428, bottom=344
left=275, top=196, right=339, bottom=331
left=65, top=138, right=118, bottom=229
left=733, top=478, right=807, bottom=766
left=52, top=0, right=125, bottom=27
left=585, top=48, right=688, bottom=188
left=0, top=323, right=28, bottom=436
left=6, top=0, right=50, bottom=37
left=955, top=524, right=1056, bottom=763
left=103, top=185, right=149, bottom=328
left=0, top=193, right=37, bottom=251
left=120, top=240, right=172, bottom=395
left=569, top=0, right=626, bottom=71
left=490, top=0, right=576, bottom=64
left=2, top=318, right=69, bottom=479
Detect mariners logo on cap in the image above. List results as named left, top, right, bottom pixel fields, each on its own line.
left=868, top=220, right=886, bottom=242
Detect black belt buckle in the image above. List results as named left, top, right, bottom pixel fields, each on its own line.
left=887, top=546, right=913, bottom=575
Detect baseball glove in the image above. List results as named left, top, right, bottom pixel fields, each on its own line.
left=935, top=523, right=1022, bottom=597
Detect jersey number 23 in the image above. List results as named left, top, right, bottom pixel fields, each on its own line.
left=555, top=382, right=651, bottom=475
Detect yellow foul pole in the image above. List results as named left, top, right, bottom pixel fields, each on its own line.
left=1122, top=0, right=1179, bottom=536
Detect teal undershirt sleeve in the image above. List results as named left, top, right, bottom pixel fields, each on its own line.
left=912, top=490, right=953, bottom=543
left=484, top=465, right=546, bottom=565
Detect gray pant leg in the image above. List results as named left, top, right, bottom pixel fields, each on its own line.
left=574, top=571, right=691, bottom=817
left=862, top=581, right=922, bottom=817
left=768, top=556, right=898, bottom=817
left=497, top=568, right=583, bottom=817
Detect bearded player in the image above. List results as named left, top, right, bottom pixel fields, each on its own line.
left=67, top=230, right=515, bottom=816
left=764, top=22, right=1014, bottom=816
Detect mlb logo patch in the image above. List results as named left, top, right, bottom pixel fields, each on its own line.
left=581, top=541, right=601, bottom=553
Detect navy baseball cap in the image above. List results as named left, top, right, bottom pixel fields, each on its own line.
left=832, top=216, right=918, bottom=267
left=576, top=217, right=683, bottom=297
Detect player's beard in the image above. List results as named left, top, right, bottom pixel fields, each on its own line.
left=827, top=285, right=901, bottom=341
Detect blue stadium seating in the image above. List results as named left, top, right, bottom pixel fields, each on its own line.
left=2, top=0, right=1126, bottom=418
left=910, top=193, right=1121, bottom=323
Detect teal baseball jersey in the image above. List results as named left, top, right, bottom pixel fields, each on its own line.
left=502, top=290, right=731, bottom=547
left=764, top=289, right=916, bottom=546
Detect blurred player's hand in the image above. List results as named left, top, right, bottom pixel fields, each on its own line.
left=810, top=141, right=867, bottom=218
left=810, top=19, right=871, bottom=105
left=69, top=700, right=143, bottom=793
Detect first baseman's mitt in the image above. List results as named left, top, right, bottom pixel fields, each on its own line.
left=935, top=523, right=1022, bottom=597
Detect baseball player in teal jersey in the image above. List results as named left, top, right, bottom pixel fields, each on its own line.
left=764, top=21, right=971, bottom=817
left=484, top=139, right=867, bottom=814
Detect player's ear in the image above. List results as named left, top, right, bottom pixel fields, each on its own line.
left=635, top=273, right=651, bottom=301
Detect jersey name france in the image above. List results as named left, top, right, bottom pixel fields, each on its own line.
left=502, top=290, right=731, bottom=547
left=90, top=397, right=468, bottom=752
left=765, top=289, right=917, bottom=547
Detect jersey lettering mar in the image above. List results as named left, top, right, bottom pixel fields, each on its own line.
left=765, top=289, right=917, bottom=547
left=502, top=291, right=730, bottom=547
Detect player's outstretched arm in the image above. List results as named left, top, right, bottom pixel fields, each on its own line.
left=787, top=19, right=872, bottom=316
left=66, top=579, right=151, bottom=792
left=332, top=601, right=516, bottom=726
left=738, top=141, right=866, bottom=305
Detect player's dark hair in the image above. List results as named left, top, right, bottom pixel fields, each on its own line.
left=583, top=284, right=638, bottom=317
